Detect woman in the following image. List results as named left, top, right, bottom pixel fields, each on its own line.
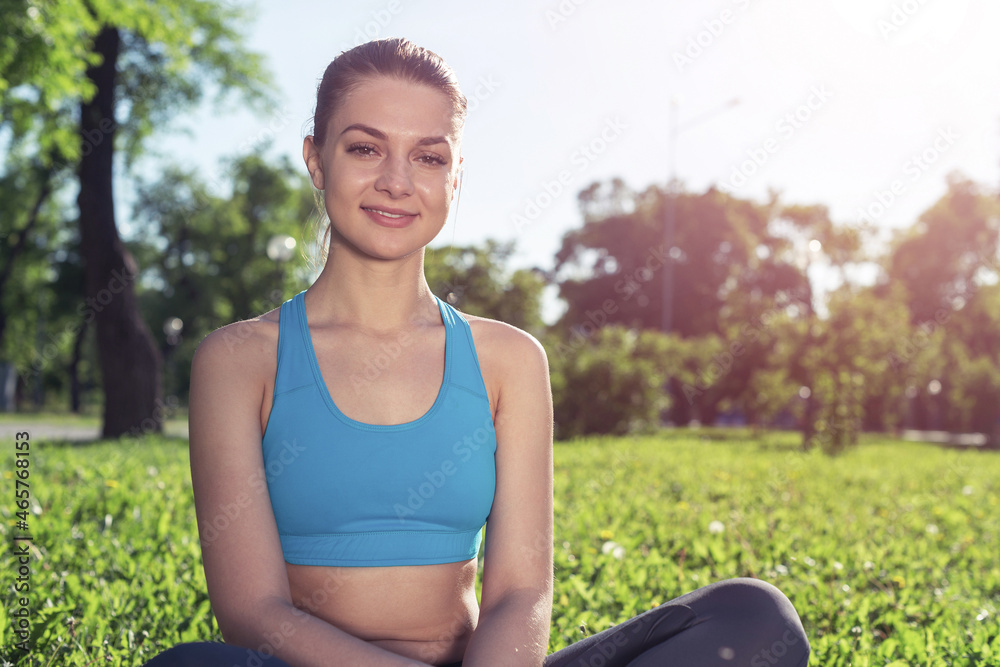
left=145, top=38, right=809, bottom=667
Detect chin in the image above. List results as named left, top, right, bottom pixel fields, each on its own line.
left=346, top=238, right=430, bottom=262
left=328, top=222, right=444, bottom=261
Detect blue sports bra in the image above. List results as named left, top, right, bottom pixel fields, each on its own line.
left=261, top=289, right=497, bottom=567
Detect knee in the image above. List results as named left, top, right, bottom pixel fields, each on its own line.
left=142, top=641, right=251, bottom=667
left=142, top=640, right=295, bottom=667
left=704, top=578, right=810, bottom=657
left=713, top=577, right=792, bottom=609
left=142, top=642, right=207, bottom=666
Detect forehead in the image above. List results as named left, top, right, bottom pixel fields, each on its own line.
left=332, top=76, right=462, bottom=145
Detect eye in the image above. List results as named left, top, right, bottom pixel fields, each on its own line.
left=419, top=154, right=448, bottom=166
left=347, top=142, right=377, bottom=157
left=347, top=143, right=447, bottom=166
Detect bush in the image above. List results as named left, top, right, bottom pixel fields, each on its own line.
left=545, top=326, right=676, bottom=439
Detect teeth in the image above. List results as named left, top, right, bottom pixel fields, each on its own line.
left=365, top=208, right=408, bottom=219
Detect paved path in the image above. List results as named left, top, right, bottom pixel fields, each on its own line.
left=0, top=420, right=188, bottom=442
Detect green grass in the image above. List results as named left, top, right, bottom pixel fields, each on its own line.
left=1, top=429, right=998, bottom=665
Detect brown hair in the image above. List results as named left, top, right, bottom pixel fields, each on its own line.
left=305, top=38, right=467, bottom=271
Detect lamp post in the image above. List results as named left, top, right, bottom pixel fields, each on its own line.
left=661, top=97, right=740, bottom=334
left=660, top=97, right=740, bottom=427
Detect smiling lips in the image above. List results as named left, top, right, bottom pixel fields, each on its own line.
left=363, top=205, right=415, bottom=217
left=362, top=206, right=417, bottom=228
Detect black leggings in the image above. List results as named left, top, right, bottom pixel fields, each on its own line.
left=143, top=577, right=809, bottom=666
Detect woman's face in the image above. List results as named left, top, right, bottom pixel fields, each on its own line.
left=304, top=76, right=463, bottom=261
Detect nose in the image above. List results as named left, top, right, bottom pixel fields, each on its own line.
left=374, top=153, right=414, bottom=197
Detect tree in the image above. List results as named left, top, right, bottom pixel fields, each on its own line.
left=894, top=282, right=1000, bottom=439
left=770, top=201, right=865, bottom=447
left=0, top=154, right=81, bottom=410
left=885, top=174, right=1000, bottom=324
left=875, top=174, right=1000, bottom=440
left=714, top=308, right=799, bottom=429
left=555, top=183, right=794, bottom=338
left=423, top=239, right=546, bottom=335
left=130, top=148, right=316, bottom=402
left=0, top=0, right=272, bottom=436
left=554, top=180, right=810, bottom=424
left=800, top=285, right=912, bottom=453
left=545, top=326, right=679, bottom=439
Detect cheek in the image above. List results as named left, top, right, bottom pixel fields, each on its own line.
left=423, top=173, right=454, bottom=204
left=326, top=168, right=366, bottom=201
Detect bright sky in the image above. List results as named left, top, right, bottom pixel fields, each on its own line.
left=139, top=0, right=1000, bottom=321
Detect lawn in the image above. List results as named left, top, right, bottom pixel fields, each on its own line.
left=1, top=428, right=998, bottom=665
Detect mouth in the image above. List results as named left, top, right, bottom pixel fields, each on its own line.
left=362, top=206, right=416, bottom=218
left=361, top=206, right=417, bottom=228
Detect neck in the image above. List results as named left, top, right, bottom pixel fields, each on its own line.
left=305, top=243, right=440, bottom=333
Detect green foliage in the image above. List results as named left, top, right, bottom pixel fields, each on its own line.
left=556, top=184, right=800, bottom=340
left=424, top=239, right=546, bottom=335
left=546, top=326, right=677, bottom=438
left=880, top=281, right=1000, bottom=437
left=804, top=286, right=913, bottom=453
left=129, top=147, right=316, bottom=401
left=698, top=300, right=800, bottom=426
left=0, top=0, right=273, bottom=167
left=946, top=351, right=1000, bottom=435
left=0, top=0, right=100, bottom=164
left=553, top=175, right=999, bottom=442
left=1, top=431, right=998, bottom=665
left=949, top=283, right=1000, bottom=361
left=0, top=161, right=102, bottom=413
left=886, top=175, right=1000, bottom=325
left=0, top=0, right=276, bottom=418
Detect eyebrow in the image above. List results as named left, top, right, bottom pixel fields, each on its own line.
left=339, top=123, right=449, bottom=147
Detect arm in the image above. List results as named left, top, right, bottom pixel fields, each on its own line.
left=461, top=327, right=554, bottom=666
left=188, top=325, right=433, bottom=667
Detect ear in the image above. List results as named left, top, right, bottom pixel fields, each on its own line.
left=303, top=136, right=325, bottom=190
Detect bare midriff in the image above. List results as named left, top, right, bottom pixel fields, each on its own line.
left=285, top=558, right=480, bottom=665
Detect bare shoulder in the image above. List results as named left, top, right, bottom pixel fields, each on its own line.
left=192, top=306, right=281, bottom=379
left=460, top=314, right=550, bottom=423
left=461, top=313, right=549, bottom=374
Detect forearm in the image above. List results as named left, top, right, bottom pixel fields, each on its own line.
left=223, top=598, right=433, bottom=667
left=461, top=589, right=553, bottom=667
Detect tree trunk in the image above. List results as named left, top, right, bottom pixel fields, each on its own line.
left=668, top=377, right=692, bottom=426
left=69, top=318, right=88, bottom=414
left=77, top=26, right=163, bottom=439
